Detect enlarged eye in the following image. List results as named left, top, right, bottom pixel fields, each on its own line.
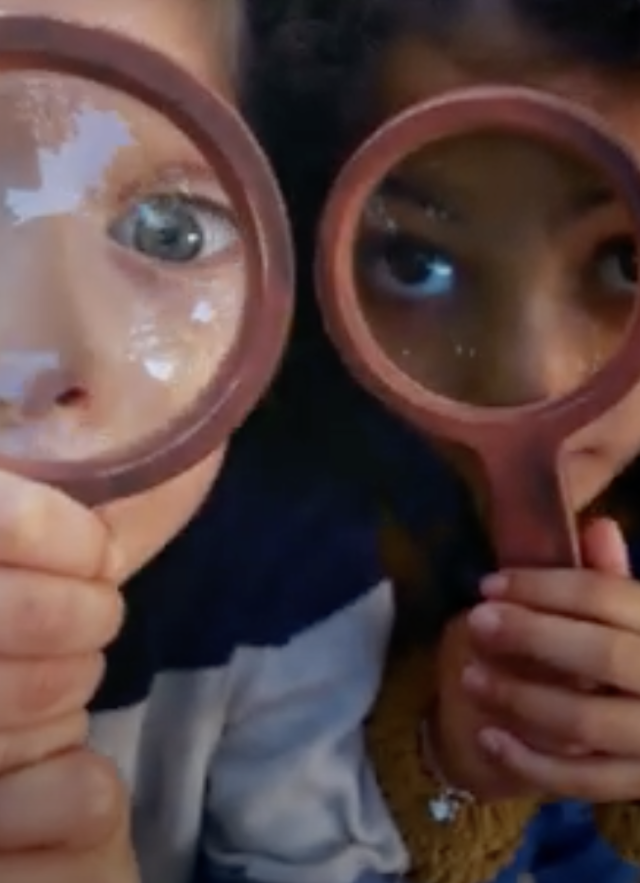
left=109, top=194, right=239, bottom=264
left=595, top=235, right=638, bottom=295
left=364, top=235, right=457, bottom=301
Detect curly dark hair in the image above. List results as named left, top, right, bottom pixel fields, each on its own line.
left=249, top=0, right=640, bottom=169
left=245, top=0, right=640, bottom=466
left=244, top=1, right=640, bottom=629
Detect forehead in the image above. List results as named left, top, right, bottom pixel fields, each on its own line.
left=374, top=25, right=640, bottom=148
left=0, top=0, right=237, bottom=93
left=395, top=132, right=606, bottom=204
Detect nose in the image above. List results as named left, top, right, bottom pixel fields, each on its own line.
left=0, top=352, right=86, bottom=423
left=465, top=293, right=604, bottom=408
left=484, top=335, right=586, bottom=406
left=0, top=218, right=91, bottom=431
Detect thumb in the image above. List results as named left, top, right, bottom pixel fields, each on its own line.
left=581, top=517, right=630, bottom=577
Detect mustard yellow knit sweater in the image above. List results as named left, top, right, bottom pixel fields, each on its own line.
left=366, top=646, right=640, bottom=882
left=373, top=522, right=640, bottom=883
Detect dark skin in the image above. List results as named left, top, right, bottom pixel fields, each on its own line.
left=359, top=135, right=632, bottom=403
left=363, top=1, right=640, bottom=802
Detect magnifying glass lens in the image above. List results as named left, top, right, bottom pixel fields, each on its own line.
left=0, top=70, right=246, bottom=463
left=355, top=129, right=636, bottom=408
left=318, top=89, right=640, bottom=568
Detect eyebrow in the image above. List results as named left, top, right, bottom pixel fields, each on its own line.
left=379, top=173, right=617, bottom=226
left=562, top=186, right=616, bottom=221
left=378, top=175, right=459, bottom=223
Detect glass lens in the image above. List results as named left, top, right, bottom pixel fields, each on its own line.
left=0, top=70, right=246, bottom=461
left=355, top=130, right=636, bottom=407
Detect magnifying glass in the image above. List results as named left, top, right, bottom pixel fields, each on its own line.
left=317, top=87, right=640, bottom=568
left=0, top=16, right=293, bottom=505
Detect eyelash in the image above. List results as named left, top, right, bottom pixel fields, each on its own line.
left=114, top=163, right=231, bottom=214
left=358, top=230, right=457, bottom=268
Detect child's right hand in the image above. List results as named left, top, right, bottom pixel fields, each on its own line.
left=0, top=750, right=140, bottom=881
left=0, top=470, right=134, bottom=879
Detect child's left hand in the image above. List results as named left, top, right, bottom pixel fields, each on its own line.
left=464, top=517, right=640, bottom=801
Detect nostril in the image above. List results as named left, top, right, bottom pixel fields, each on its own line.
left=56, top=386, right=88, bottom=408
left=24, top=374, right=88, bottom=418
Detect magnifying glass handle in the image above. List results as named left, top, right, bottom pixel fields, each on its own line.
left=486, top=455, right=580, bottom=570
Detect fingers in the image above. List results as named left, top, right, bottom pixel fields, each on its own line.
left=0, top=655, right=104, bottom=729
left=464, top=662, right=640, bottom=756
left=0, top=850, right=124, bottom=883
left=478, top=729, right=640, bottom=802
left=0, top=570, right=123, bottom=658
left=0, top=752, right=139, bottom=883
left=468, top=602, right=640, bottom=693
left=0, top=838, right=141, bottom=883
left=480, top=569, right=640, bottom=633
left=0, top=751, right=122, bottom=851
left=0, top=471, right=116, bottom=579
left=0, top=564, right=123, bottom=733
left=581, top=518, right=630, bottom=576
left=0, top=713, right=88, bottom=775
left=0, top=479, right=131, bottom=879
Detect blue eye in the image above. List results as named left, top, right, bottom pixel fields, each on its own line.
left=367, top=236, right=457, bottom=300
left=109, top=194, right=239, bottom=265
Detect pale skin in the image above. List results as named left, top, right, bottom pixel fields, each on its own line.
left=365, top=0, right=640, bottom=803
left=0, top=0, right=238, bottom=879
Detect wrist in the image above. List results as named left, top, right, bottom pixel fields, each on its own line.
left=429, top=692, right=524, bottom=801
left=427, top=697, right=483, bottom=795
left=420, top=702, right=475, bottom=822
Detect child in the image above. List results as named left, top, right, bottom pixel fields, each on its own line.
left=0, top=2, right=407, bottom=882
left=258, top=1, right=640, bottom=881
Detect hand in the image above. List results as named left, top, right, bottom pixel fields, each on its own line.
left=0, top=470, right=130, bottom=877
left=432, top=613, right=540, bottom=800
left=0, top=748, right=140, bottom=882
left=0, top=469, right=123, bottom=769
left=464, top=517, right=640, bottom=801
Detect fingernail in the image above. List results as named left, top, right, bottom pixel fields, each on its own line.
left=468, top=604, right=502, bottom=637
left=479, top=729, right=507, bottom=757
left=481, top=574, right=508, bottom=597
left=462, top=663, right=490, bottom=693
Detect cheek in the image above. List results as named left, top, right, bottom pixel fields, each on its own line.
left=564, top=383, right=640, bottom=507
left=572, top=383, right=640, bottom=457
left=96, top=445, right=226, bottom=584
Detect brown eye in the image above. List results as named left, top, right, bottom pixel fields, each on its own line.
left=595, top=235, right=638, bottom=295
left=363, top=233, right=457, bottom=301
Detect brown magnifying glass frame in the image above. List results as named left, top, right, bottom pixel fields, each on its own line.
left=0, top=16, right=293, bottom=506
left=317, top=86, right=640, bottom=568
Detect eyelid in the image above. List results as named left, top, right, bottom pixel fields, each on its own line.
left=360, top=212, right=473, bottom=277
left=380, top=177, right=457, bottom=223
left=365, top=193, right=433, bottom=235
left=560, top=202, right=636, bottom=268
left=116, top=161, right=232, bottom=211
left=360, top=228, right=452, bottom=258
left=363, top=189, right=468, bottom=258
